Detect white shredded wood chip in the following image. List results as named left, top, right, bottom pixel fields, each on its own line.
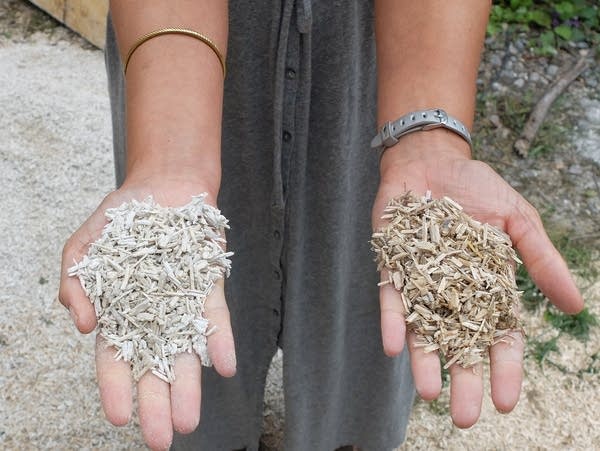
left=371, top=191, right=522, bottom=369
left=68, top=193, right=233, bottom=383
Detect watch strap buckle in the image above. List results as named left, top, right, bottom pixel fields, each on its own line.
left=370, top=121, right=398, bottom=151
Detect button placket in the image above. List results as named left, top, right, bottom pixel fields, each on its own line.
left=269, top=3, right=302, bottom=299
left=285, top=67, right=297, bottom=80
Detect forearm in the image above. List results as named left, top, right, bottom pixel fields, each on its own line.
left=374, top=0, right=491, bottom=161
left=110, top=1, right=228, bottom=191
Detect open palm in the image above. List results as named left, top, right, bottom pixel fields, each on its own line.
left=59, top=179, right=236, bottom=450
left=372, top=155, right=583, bottom=427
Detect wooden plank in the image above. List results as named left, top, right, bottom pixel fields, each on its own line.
left=28, top=0, right=108, bottom=49
left=28, top=0, right=66, bottom=22
left=64, top=0, right=108, bottom=48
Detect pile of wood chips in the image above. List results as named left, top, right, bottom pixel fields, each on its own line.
left=371, top=192, right=522, bottom=368
left=68, top=194, right=232, bottom=383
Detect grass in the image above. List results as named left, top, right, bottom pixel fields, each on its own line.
left=551, top=232, right=599, bottom=280
left=516, top=265, right=546, bottom=312
left=577, top=352, right=600, bottom=377
left=518, top=224, right=599, bottom=376
left=518, top=227, right=598, bottom=309
left=496, top=92, right=534, bottom=132
left=493, top=90, right=576, bottom=159
left=529, top=121, right=571, bottom=158
left=528, top=336, right=560, bottom=365
left=544, top=308, right=598, bottom=341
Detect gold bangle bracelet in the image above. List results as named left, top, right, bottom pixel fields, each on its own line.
left=124, top=27, right=226, bottom=77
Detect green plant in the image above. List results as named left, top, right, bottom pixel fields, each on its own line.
left=488, top=0, right=600, bottom=55
left=550, top=232, right=599, bottom=280
left=516, top=264, right=547, bottom=311
left=516, top=225, right=597, bottom=311
left=544, top=307, right=598, bottom=341
left=528, top=335, right=560, bottom=365
left=578, top=352, right=600, bottom=377
left=496, top=92, right=534, bottom=131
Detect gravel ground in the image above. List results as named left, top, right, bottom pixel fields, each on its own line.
left=0, top=31, right=144, bottom=451
left=1, top=2, right=598, bottom=450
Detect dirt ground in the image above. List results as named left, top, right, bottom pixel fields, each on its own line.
left=0, top=2, right=598, bottom=450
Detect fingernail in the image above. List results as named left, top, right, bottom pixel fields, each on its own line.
left=69, top=306, right=79, bottom=325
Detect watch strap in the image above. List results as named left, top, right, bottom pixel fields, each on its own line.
left=370, top=109, right=472, bottom=152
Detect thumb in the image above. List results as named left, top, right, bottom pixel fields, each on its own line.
left=58, top=198, right=113, bottom=333
left=506, top=195, right=583, bottom=314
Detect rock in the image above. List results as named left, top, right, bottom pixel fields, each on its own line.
left=568, top=164, right=583, bottom=175
left=547, top=64, right=559, bottom=77
left=490, top=53, right=502, bottom=67
left=491, top=81, right=506, bottom=92
left=489, top=114, right=502, bottom=128
left=514, top=78, right=525, bottom=89
left=514, top=39, right=527, bottom=52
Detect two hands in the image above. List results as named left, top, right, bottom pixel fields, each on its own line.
left=58, top=135, right=584, bottom=449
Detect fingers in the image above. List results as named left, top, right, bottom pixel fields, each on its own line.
left=95, top=334, right=133, bottom=426
left=507, top=197, right=583, bottom=314
left=171, top=353, right=202, bottom=434
left=379, top=271, right=406, bottom=356
left=489, top=331, right=524, bottom=413
left=96, top=338, right=204, bottom=444
left=204, top=279, right=236, bottom=377
left=449, top=362, right=483, bottom=428
left=58, top=235, right=97, bottom=333
left=406, top=332, right=442, bottom=401
left=138, top=372, right=173, bottom=451
left=379, top=270, right=441, bottom=399
left=58, top=199, right=114, bottom=333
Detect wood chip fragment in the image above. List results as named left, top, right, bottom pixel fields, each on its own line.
left=68, top=194, right=232, bottom=383
left=371, top=192, right=522, bottom=368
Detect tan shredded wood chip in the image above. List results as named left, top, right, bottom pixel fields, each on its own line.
left=68, top=194, right=232, bottom=383
left=371, top=191, right=522, bottom=368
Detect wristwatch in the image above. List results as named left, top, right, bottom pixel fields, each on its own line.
left=370, top=108, right=472, bottom=153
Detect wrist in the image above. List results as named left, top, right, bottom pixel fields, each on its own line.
left=122, top=164, right=221, bottom=206
left=379, top=128, right=471, bottom=179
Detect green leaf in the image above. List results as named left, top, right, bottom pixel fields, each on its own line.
left=540, top=30, right=556, bottom=47
left=571, top=28, right=586, bottom=42
left=515, top=5, right=529, bottom=20
left=510, top=0, right=529, bottom=10
left=554, top=24, right=574, bottom=40
left=487, top=22, right=502, bottom=36
left=556, top=1, right=576, bottom=20
left=579, top=7, right=598, bottom=21
left=528, top=10, right=552, bottom=28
